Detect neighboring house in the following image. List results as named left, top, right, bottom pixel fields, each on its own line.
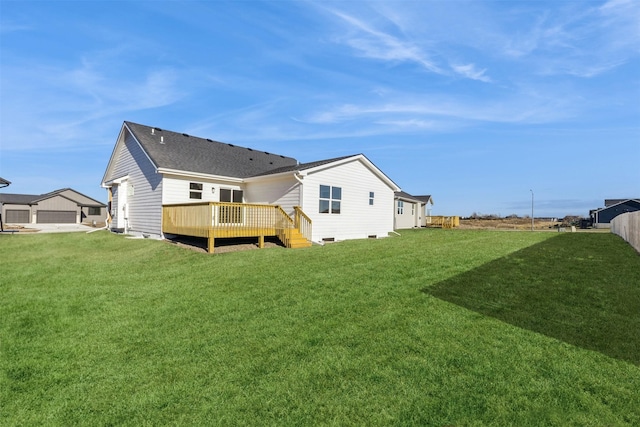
left=414, top=195, right=434, bottom=226
left=0, top=188, right=107, bottom=225
left=394, top=192, right=434, bottom=229
left=394, top=191, right=424, bottom=229
left=101, top=121, right=401, bottom=247
left=590, top=198, right=640, bottom=228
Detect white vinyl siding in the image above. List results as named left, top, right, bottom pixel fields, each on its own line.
left=162, top=176, right=243, bottom=205
left=109, top=130, right=163, bottom=237
left=301, top=159, right=395, bottom=242
left=245, top=176, right=301, bottom=217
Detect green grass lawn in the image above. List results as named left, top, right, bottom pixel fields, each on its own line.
left=1, top=229, right=639, bottom=426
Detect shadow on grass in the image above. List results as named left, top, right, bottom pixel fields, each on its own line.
left=425, top=233, right=640, bottom=365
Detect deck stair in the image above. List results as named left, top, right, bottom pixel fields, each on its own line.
left=283, top=228, right=312, bottom=249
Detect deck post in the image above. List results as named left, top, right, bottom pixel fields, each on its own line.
left=258, top=235, right=264, bottom=249
left=208, top=229, right=215, bottom=254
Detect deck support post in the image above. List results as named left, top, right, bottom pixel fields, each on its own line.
left=208, top=229, right=215, bottom=254
left=258, top=235, right=264, bottom=249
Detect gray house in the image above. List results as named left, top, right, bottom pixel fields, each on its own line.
left=590, top=198, right=640, bottom=228
left=0, top=188, right=107, bottom=225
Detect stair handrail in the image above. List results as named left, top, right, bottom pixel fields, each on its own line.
left=275, top=205, right=295, bottom=248
left=293, top=206, right=312, bottom=242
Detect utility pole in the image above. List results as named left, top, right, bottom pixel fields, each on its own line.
left=530, top=189, right=534, bottom=231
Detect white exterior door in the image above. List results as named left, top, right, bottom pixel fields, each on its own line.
left=116, top=180, right=129, bottom=230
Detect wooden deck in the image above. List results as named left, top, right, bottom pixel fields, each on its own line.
left=162, top=202, right=312, bottom=253
left=425, top=216, right=460, bottom=228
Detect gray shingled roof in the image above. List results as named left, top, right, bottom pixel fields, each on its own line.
left=253, top=155, right=358, bottom=177
left=395, top=191, right=423, bottom=203
left=0, top=188, right=106, bottom=207
left=0, top=193, right=41, bottom=204
left=125, top=122, right=298, bottom=178
left=414, top=195, right=433, bottom=204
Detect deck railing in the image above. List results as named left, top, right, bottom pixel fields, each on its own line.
left=294, top=206, right=312, bottom=242
left=162, top=202, right=311, bottom=252
left=425, top=215, right=460, bottom=228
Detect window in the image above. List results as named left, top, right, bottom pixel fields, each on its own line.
left=369, top=192, right=375, bottom=206
left=219, top=188, right=244, bottom=223
left=189, top=182, right=203, bottom=200
left=220, top=188, right=243, bottom=203
left=397, top=200, right=404, bottom=215
left=88, top=207, right=101, bottom=216
left=412, top=204, right=415, bottom=215
left=319, top=185, right=341, bottom=214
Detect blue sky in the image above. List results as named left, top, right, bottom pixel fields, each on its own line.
left=1, top=0, right=638, bottom=218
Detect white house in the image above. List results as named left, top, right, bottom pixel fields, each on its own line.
left=101, top=121, right=401, bottom=249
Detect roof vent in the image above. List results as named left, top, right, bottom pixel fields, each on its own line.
left=247, top=148, right=253, bottom=152
left=160, top=136, right=164, bottom=144
left=151, top=128, right=155, bottom=135
left=206, top=138, right=213, bottom=142
left=249, top=158, right=253, bottom=161
left=182, top=133, right=189, bottom=137
left=228, top=144, right=234, bottom=147
left=265, top=152, right=270, bottom=155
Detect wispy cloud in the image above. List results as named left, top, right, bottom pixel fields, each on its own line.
left=328, top=8, right=443, bottom=74
left=1, top=53, right=184, bottom=151
left=451, top=63, right=491, bottom=82
left=501, top=0, right=639, bottom=77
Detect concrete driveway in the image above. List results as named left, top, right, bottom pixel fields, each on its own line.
left=2, top=223, right=99, bottom=233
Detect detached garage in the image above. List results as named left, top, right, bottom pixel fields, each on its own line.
left=0, top=188, right=106, bottom=225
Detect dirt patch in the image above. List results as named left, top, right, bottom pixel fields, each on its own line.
left=1, top=224, right=39, bottom=233
left=165, top=236, right=285, bottom=254
left=458, top=218, right=560, bottom=230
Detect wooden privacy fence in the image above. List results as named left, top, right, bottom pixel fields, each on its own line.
left=162, top=202, right=312, bottom=253
left=425, top=216, right=460, bottom=228
left=611, top=211, right=640, bottom=253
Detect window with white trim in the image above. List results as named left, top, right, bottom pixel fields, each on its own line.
left=190, top=182, right=203, bottom=200
left=397, top=200, right=404, bottom=215
left=369, top=192, right=375, bottom=205
left=319, top=185, right=341, bottom=214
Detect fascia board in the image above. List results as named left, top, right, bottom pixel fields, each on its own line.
left=102, top=122, right=159, bottom=184
left=101, top=124, right=127, bottom=185
left=158, top=168, right=244, bottom=183
left=103, top=175, right=130, bottom=187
